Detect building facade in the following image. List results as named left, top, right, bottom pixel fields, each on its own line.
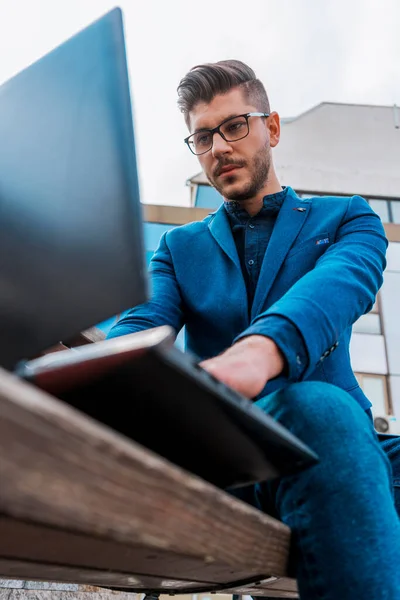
left=184, top=102, right=400, bottom=433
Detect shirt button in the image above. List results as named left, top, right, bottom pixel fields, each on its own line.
left=249, top=224, right=255, bottom=229
left=248, top=259, right=255, bottom=266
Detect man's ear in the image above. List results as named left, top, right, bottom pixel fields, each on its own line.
left=268, top=112, right=280, bottom=148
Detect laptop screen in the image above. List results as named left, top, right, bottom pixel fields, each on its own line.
left=0, top=8, right=148, bottom=369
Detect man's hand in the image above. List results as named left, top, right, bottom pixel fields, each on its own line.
left=199, top=335, right=286, bottom=399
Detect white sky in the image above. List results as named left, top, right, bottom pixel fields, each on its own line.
left=0, top=0, right=399, bottom=206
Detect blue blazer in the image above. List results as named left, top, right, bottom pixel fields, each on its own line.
left=108, top=187, right=388, bottom=411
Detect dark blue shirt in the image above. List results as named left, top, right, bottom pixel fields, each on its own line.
left=224, top=188, right=309, bottom=381
left=225, top=188, right=287, bottom=310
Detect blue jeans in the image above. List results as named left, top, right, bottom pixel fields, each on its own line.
left=232, top=382, right=400, bottom=599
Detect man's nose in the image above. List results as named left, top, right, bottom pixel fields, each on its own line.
left=211, top=132, right=233, bottom=159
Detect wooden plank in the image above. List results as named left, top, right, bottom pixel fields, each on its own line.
left=0, top=518, right=242, bottom=588
left=143, top=204, right=211, bottom=225
left=0, top=367, right=293, bottom=591
left=0, top=557, right=202, bottom=591
left=0, top=561, right=298, bottom=598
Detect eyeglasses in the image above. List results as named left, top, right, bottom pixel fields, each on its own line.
left=184, top=112, right=269, bottom=155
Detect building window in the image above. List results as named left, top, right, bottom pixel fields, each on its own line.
left=367, top=198, right=400, bottom=223
left=386, top=242, right=400, bottom=272
left=195, top=185, right=222, bottom=208
left=391, top=201, right=400, bottom=224
left=352, top=312, right=381, bottom=334
left=296, top=194, right=400, bottom=224
left=355, top=373, right=390, bottom=416
left=144, top=222, right=176, bottom=252
left=368, top=199, right=390, bottom=223
left=352, top=295, right=381, bottom=334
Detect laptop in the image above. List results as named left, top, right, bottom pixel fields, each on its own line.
left=1, top=7, right=318, bottom=488
left=0, top=6, right=147, bottom=370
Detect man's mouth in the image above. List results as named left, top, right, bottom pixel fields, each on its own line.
left=217, top=165, right=242, bottom=178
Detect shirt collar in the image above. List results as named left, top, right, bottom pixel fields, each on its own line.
left=224, top=186, right=288, bottom=219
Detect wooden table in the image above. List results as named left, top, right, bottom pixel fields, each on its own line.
left=0, top=366, right=298, bottom=598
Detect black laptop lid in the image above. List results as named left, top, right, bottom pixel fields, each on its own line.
left=0, top=8, right=147, bottom=369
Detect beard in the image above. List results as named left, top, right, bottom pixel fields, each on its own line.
left=208, top=144, right=271, bottom=202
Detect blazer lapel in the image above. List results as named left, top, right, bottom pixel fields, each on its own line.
left=208, top=203, right=242, bottom=270
left=208, top=203, right=249, bottom=322
left=251, top=189, right=312, bottom=319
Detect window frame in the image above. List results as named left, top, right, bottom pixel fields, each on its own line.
left=355, top=373, right=391, bottom=415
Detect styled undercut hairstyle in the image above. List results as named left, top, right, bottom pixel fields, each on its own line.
left=177, top=59, right=270, bottom=127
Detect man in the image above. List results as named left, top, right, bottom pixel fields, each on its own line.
left=107, top=60, right=400, bottom=598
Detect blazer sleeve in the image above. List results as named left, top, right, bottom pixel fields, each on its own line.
left=106, top=231, right=185, bottom=339
left=234, top=195, right=388, bottom=381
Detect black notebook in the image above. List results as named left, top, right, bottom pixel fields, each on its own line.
left=17, top=326, right=319, bottom=489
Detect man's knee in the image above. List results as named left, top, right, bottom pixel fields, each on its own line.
left=255, top=381, right=372, bottom=443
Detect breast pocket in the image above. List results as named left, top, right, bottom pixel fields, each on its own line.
left=285, top=232, right=331, bottom=261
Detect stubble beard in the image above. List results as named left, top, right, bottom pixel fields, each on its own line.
left=208, top=145, right=271, bottom=202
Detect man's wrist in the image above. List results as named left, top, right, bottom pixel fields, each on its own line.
left=233, top=335, right=286, bottom=380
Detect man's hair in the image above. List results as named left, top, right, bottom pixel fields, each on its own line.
left=177, top=59, right=270, bottom=127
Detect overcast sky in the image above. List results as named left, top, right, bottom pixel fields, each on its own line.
left=0, top=0, right=399, bottom=206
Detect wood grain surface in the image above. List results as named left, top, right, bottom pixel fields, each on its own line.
left=0, top=366, right=296, bottom=596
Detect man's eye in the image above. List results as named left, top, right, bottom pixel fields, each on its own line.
left=226, top=121, right=245, bottom=133
left=195, top=133, right=211, bottom=147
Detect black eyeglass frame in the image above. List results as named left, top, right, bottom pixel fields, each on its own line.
left=184, top=112, right=270, bottom=155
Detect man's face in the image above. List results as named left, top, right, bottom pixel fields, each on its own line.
left=188, top=88, right=279, bottom=202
